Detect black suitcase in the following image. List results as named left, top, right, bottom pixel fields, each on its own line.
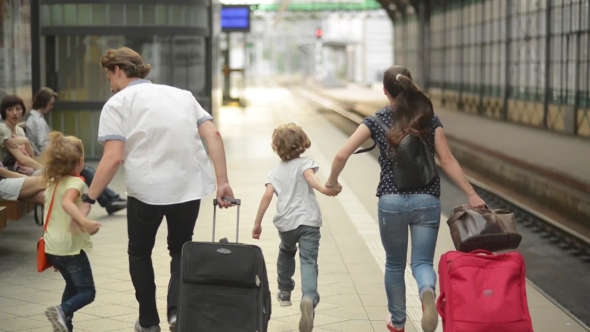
left=177, top=198, right=272, bottom=332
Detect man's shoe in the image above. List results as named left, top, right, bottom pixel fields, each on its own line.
left=134, top=320, right=161, bottom=332
left=106, top=200, right=127, bottom=215
left=169, top=314, right=177, bottom=332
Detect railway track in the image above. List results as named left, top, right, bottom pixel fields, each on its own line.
left=288, top=84, right=590, bottom=327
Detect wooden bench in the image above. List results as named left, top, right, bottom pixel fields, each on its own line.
left=0, top=200, right=35, bottom=221
left=0, top=207, right=7, bottom=231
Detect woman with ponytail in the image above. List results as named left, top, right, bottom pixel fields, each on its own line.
left=326, top=65, right=485, bottom=332
left=41, top=131, right=101, bottom=332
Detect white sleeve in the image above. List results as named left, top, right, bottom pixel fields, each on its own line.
left=97, top=99, right=126, bottom=144
left=189, top=92, right=213, bottom=127
left=265, top=171, right=273, bottom=186
left=300, top=157, right=319, bottom=174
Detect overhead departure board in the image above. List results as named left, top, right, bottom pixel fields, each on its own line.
left=220, top=5, right=251, bottom=32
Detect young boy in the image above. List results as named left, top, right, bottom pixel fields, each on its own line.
left=252, top=123, right=340, bottom=332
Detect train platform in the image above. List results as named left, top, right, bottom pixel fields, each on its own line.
left=305, top=83, right=590, bottom=185
left=0, top=87, right=588, bottom=332
left=295, top=82, right=590, bottom=237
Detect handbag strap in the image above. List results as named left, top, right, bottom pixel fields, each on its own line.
left=42, top=180, right=60, bottom=233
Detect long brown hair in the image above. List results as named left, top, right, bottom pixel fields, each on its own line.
left=386, top=74, right=434, bottom=148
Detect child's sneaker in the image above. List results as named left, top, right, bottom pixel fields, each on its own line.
left=299, top=297, right=314, bottom=332
left=44, top=306, right=68, bottom=332
left=277, top=290, right=292, bottom=306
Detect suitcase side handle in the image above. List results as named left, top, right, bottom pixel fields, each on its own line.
left=212, top=198, right=241, bottom=243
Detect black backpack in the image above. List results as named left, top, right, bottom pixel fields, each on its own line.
left=355, top=114, right=439, bottom=190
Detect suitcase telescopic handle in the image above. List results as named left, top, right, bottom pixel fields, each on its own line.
left=212, top=198, right=241, bottom=243
left=213, top=198, right=241, bottom=206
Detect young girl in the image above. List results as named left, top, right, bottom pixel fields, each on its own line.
left=251, top=123, right=340, bottom=332
left=42, top=131, right=101, bottom=332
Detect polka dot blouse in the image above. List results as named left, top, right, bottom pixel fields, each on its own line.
left=362, top=106, right=443, bottom=198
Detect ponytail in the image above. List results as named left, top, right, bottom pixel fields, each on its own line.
left=386, top=75, right=434, bottom=148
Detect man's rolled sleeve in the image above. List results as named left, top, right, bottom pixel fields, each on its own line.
left=190, top=92, right=213, bottom=127
left=98, top=99, right=126, bottom=144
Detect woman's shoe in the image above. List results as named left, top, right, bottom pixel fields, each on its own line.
left=386, top=322, right=404, bottom=332
left=421, top=288, right=438, bottom=332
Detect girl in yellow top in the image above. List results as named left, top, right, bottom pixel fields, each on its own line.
left=42, top=132, right=101, bottom=332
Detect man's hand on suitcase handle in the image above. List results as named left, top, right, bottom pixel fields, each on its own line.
left=213, top=198, right=241, bottom=208
left=215, top=182, right=237, bottom=208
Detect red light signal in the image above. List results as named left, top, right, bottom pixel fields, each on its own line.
left=315, top=28, right=322, bottom=39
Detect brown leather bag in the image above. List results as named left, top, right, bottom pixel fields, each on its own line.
left=446, top=204, right=522, bottom=253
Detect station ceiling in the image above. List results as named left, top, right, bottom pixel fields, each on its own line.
left=220, top=0, right=423, bottom=23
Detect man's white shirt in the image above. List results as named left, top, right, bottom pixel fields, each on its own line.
left=97, top=80, right=216, bottom=205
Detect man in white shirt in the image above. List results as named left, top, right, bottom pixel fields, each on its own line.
left=80, top=47, right=235, bottom=332
left=24, top=87, right=127, bottom=215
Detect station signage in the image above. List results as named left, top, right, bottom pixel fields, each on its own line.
left=221, top=5, right=251, bottom=32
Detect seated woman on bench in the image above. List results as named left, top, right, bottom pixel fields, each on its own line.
left=0, top=95, right=43, bottom=178
left=0, top=161, right=44, bottom=204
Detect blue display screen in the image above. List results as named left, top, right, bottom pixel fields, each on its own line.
left=221, top=6, right=250, bottom=31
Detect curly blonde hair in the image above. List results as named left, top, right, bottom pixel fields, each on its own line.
left=271, top=123, right=311, bottom=161
left=42, top=131, right=85, bottom=184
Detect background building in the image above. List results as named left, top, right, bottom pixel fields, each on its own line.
left=0, top=0, right=33, bottom=108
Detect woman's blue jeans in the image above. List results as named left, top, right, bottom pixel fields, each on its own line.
left=378, top=194, right=441, bottom=329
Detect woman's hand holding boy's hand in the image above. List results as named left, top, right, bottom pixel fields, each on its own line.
left=324, top=181, right=342, bottom=197
left=321, top=186, right=341, bottom=197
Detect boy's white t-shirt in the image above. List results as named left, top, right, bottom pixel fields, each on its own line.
left=266, top=156, right=322, bottom=233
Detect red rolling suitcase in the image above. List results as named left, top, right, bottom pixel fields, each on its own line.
left=437, top=250, right=533, bottom=332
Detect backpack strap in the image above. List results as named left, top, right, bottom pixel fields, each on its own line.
left=353, top=142, right=376, bottom=154
left=371, top=114, right=391, bottom=132
left=353, top=114, right=391, bottom=154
